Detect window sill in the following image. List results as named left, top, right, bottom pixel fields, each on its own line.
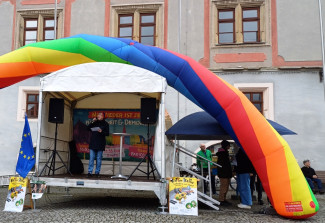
left=213, top=42, right=269, bottom=48
left=17, top=116, right=39, bottom=122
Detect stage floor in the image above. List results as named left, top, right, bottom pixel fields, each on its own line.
left=35, top=173, right=167, bottom=205
left=38, top=173, right=160, bottom=182
left=36, top=173, right=164, bottom=192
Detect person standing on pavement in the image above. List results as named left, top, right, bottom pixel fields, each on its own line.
left=250, top=169, right=264, bottom=205
left=235, top=148, right=254, bottom=209
left=301, top=160, right=324, bottom=194
left=216, top=140, right=232, bottom=206
left=87, top=112, right=110, bottom=178
left=196, top=144, right=216, bottom=195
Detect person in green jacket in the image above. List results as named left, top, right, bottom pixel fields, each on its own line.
left=196, top=144, right=216, bottom=195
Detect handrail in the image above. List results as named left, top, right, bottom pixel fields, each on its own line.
left=171, top=141, right=222, bottom=199
left=173, top=142, right=222, bottom=167
left=175, top=163, right=208, bottom=182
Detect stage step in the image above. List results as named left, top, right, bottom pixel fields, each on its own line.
left=197, top=191, right=219, bottom=211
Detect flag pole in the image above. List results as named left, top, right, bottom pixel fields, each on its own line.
left=16, top=113, right=36, bottom=178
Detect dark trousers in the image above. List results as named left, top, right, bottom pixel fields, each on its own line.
left=306, top=177, right=323, bottom=190
left=250, top=173, right=263, bottom=201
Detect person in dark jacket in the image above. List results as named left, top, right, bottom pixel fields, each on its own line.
left=87, top=112, right=109, bottom=178
left=236, top=148, right=254, bottom=209
left=301, top=160, right=324, bottom=194
left=216, top=140, right=232, bottom=206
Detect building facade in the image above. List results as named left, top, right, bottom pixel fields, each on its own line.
left=0, top=0, right=324, bottom=176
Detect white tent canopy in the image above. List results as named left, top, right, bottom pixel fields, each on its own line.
left=41, top=62, right=167, bottom=93
left=36, top=62, right=167, bottom=178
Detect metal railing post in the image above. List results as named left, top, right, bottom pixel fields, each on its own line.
left=201, top=162, right=204, bottom=193
left=208, top=163, right=212, bottom=197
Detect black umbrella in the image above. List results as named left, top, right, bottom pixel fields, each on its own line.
left=165, top=111, right=296, bottom=140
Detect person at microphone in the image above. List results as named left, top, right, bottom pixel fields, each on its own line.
left=87, top=112, right=109, bottom=178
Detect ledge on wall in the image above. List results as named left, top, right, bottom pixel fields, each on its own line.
left=221, top=67, right=245, bottom=71
left=210, top=67, right=263, bottom=73
left=277, top=66, right=305, bottom=70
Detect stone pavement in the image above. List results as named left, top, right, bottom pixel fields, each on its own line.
left=0, top=186, right=324, bottom=223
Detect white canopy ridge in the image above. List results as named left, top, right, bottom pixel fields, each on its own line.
left=41, top=62, right=167, bottom=93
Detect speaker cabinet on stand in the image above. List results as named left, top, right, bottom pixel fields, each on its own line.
left=128, top=98, right=161, bottom=180
left=39, top=98, right=72, bottom=176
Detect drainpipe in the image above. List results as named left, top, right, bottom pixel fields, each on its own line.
left=177, top=0, right=182, bottom=122
left=176, top=0, right=182, bottom=166
left=54, top=0, right=57, bottom=40
left=318, top=0, right=325, bottom=98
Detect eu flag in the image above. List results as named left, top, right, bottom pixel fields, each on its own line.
left=16, top=114, right=35, bottom=178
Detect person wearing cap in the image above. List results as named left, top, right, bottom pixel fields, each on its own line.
left=196, top=144, right=216, bottom=196
left=301, top=160, right=324, bottom=194
left=87, top=112, right=110, bottom=178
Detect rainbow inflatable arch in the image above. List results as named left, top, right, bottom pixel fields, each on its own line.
left=0, top=34, right=318, bottom=219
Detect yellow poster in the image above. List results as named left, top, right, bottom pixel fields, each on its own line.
left=169, top=177, right=198, bottom=216
left=3, top=177, right=28, bottom=212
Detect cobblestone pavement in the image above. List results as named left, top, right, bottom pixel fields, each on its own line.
left=0, top=186, right=324, bottom=223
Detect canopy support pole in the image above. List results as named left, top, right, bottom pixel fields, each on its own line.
left=160, top=93, right=166, bottom=179
left=171, top=135, right=177, bottom=177
left=35, top=88, right=43, bottom=175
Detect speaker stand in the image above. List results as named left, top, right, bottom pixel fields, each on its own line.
left=127, top=124, right=160, bottom=180
left=39, top=122, right=72, bottom=176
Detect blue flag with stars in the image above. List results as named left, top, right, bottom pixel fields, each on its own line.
left=16, top=114, right=35, bottom=178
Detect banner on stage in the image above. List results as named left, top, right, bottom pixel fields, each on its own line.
left=73, top=109, right=157, bottom=162
left=31, top=181, right=47, bottom=199
left=3, top=177, right=28, bottom=212
left=169, top=177, right=198, bottom=216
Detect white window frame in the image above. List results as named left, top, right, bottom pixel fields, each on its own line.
left=17, top=86, right=40, bottom=122
left=234, top=83, right=274, bottom=120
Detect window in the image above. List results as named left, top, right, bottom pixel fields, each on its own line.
left=26, top=93, right=39, bottom=118
left=118, top=14, right=133, bottom=39
left=43, top=18, right=56, bottom=41
left=214, top=1, right=266, bottom=45
left=112, top=4, right=163, bottom=47
left=117, top=12, right=156, bottom=46
left=24, top=19, right=38, bottom=45
left=139, top=13, right=156, bottom=46
left=234, top=83, right=274, bottom=120
left=218, top=9, right=235, bottom=44
left=17, top=86, right=40, bottom=121
left=243, top=92, right=263, bottom=114
left=16, top=10, right=63, bottom=48
left=242, top=8, right=260, bottom=43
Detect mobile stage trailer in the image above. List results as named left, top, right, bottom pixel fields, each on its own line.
left=35, top=62, right=169, bottom=206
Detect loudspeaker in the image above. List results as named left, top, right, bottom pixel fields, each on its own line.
left=48, top=98, right=64, bottom=123
left=141, top=98, right=157, bottom=124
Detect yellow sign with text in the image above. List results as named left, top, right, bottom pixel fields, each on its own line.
left=4, top=177, right=28, bottom=212
left=169, top=177, right=198, bottom=216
